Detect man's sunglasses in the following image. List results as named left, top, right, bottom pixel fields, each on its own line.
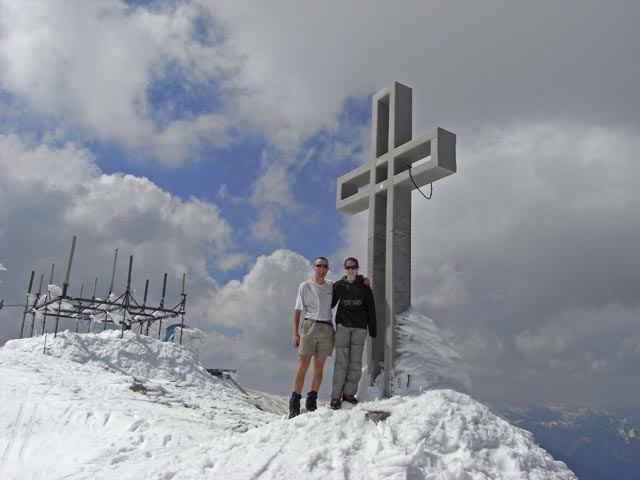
left=345, top=265, right=358, bottom=270
left=315, top=264, right=329, bottom=269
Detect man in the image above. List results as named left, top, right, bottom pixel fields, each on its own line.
left=289, top=257, right=335, bottom=418
left=330, top=257, right=376, bottom=409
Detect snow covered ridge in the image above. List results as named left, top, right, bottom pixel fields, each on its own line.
left=214, top=391, right=578, bottom=480
left=3, top=330, right=212, bottom=385
left=1, top=331, right=577, bottom=479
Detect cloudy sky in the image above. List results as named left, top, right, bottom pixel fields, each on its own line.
left=1, top=0, right=639, bottom=410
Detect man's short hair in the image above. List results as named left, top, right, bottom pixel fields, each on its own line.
left=314, top=256, right=329, bottom=265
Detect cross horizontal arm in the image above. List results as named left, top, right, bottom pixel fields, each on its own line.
left=336, top=162, right=371, bottom=214
left=336, top=127, right=456, bottom=214
left=393, top=127, right=456, bottom=189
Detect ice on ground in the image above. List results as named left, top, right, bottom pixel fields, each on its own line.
left=0, top=330, right=576, bottom=479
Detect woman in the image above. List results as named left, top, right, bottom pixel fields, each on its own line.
left=330, top=257, right=377, bottom=409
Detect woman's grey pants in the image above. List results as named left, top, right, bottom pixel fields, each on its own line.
left=331, top=324, right=368, bottom=398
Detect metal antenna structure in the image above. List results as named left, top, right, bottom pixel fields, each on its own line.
left=15, top=237, right=188, bottom=342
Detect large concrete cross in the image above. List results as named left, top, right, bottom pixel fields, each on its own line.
left=336, top=82, right=456, bottom=397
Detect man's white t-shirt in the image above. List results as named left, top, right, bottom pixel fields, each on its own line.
left=295, top=279, right=334, bottom=321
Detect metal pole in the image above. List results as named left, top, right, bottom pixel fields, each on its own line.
left=127, top=256, right=133, bottom=291
left=56, top=236, right=77, bottom=338
left=161, top=273, right=167, bottom=305
left=53, top=298, right=62, bottom=337
left=109, top=249, right=118, bottom=298
left=121, top=255, right=133, bottom=338
left=143, top=279, right=150, bottom=335
left=30, top=273, right=44, bottom=337
left=20, top=270, right=35, bottom=338
left=76, top=283, right=84, bottom=333
left=158, top=273, right=167, bottom=340
left=61, top=236, right=76, bottom=298
left=105, top=249, right=118, bottom=332
left=179, top=273, right=186, bottom=345
left=42, top=264, right=55, bottom=336
left=89, top=278, right=97, bottom=333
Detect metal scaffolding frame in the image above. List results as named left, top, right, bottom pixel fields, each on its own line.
left=14, top=237, right=187, bottom=343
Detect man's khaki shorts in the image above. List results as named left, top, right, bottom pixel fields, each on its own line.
left=298, top=319, right=335, bottom=356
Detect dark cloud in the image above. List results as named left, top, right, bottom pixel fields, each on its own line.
left=406, top=125, right=640, bottom=408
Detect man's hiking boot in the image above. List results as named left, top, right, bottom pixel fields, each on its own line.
left=342, top=394, right=359, bottom=405
left=330, top=398, right=342, bottom=410
left=305, top=391, right=318, bottom=412
left=289, top=392, right=302, bottom=418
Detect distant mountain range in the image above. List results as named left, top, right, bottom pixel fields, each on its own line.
left=495, top=403, right=640, bottom=480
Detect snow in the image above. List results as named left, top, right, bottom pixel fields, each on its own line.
left=393, top=308, right=472, bottom=395
left=357, top=308, right=472, bottom=403
left=47, top=284, right=63, bottom=298
left=0, top=329, right=577, bottom=479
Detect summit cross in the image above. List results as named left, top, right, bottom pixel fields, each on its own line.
left=336, top=82, right=457, bottom=397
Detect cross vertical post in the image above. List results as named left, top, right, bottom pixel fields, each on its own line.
left=336, top=82, right=456, bottom=397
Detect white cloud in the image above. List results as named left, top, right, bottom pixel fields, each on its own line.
left=151, top=113, right=231, bottom=167
left=0, top=134, right=244, bottom=338
left=246, top=162, right=299, bottom=243
left=249, top=163, right=296, bottom=208
left=199, top=249, right=311, bottom=393
left=249, top=206, right=284, bottom=245
left=3, top=1, right=639, bottom=172
left=216, top=253, right=251, bottom=272
left=1, top=0, right=633, bottom=183
left=331, top=211, right=368, bottom=274
left=0, top=0, right=237, bottom=165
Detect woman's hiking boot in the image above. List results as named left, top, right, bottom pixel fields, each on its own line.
left=330, top=398, right=342, bottom=410
left=289, top=392, right=302, bottom=418
left=342, top=394, right=359, bottom=405
left=305, top=391, right=318, bottom=412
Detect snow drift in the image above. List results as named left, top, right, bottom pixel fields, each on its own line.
left=0, top=330, right=576, bottom=479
